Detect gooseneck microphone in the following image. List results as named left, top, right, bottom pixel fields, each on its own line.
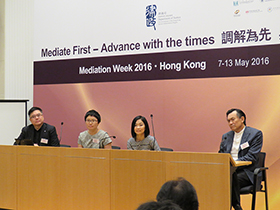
left=59, top=122, right=64, bottom=143
left=150, top=114, right=158, bottom=150
left=150, top=114, right=156, bottom=140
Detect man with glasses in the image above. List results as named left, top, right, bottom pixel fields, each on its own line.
left=16, top=107, right=60, bottom=146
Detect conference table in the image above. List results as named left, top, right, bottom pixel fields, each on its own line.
left=0, top=145, right=250, bottom=210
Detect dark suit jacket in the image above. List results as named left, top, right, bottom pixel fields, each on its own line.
left=219, top=126, right=263, bottom=183
left=17, top=123, right=60, bottom=146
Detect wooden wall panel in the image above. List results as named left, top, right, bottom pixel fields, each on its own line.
left=110, top=150, right=165, bottom=210
left=60, top=148, right=111, bottom=210
left=0, top=146, right=233, bottom=210
left=17, top=146, right=61, bottom=210
left=164, top=152, right=231, bottom=210
left=0, top=146, right=17, bottom=209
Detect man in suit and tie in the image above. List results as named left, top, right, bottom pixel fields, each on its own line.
left=17, top=107, right=60, bottom=146
left=219, top=108, right=263, bottom=210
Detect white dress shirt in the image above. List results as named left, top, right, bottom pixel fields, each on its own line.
left=231, top=126, right=246, bottom=160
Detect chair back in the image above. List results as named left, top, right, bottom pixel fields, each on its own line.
left=160, top=147, right=173, bottom=151
left=259, top=152, right=266, bottom=180
left=60, top=144, right=71, bottom=147
left=258, top=152, right=266, bottom=168
left=240, top=151, right=269, bottom=210
left=254, top=152, right=265, bottom=189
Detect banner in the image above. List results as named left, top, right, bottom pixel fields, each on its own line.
left=34, top=0, right=280, bottom=84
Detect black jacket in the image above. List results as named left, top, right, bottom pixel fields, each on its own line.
left=17, top=123, right=60, bottom=146
left=219, top=126, right=263, bottom=183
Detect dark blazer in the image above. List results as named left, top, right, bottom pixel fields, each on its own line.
left=219, top=126, right=263, bottom=183
left=17, top=123, right=60, bottom=146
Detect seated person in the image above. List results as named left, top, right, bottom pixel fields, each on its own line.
left=16, top=107, right=60, bottom=146
left=136, top=200, right=183, bottom=210
left=127, top=115, right=160, bottom=151
left=219, top=108, right=263, bottom=210
left=156, top=177, right=199, bottom=210
left=78, top=109, right=112, bottom=149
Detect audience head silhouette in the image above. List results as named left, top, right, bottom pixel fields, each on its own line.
left=156, top=177, right=199, bottom=210
left=136, top=200, right=183, bottom=210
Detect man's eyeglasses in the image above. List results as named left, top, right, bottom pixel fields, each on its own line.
left=86, top=119, right=98, bottom=123
left=30, top=113, right=42, bottom=119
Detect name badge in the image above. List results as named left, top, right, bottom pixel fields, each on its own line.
left=41, top=138, right=48, bottom=144
left=240, top=142, right=249, bottom=150
left=92, top=139, right=100, bottom=144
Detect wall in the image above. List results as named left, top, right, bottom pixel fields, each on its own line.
left=1, top=0, right=34, bottom=142
left=4, top=0, right=33, bottom=106
left=0, top=0, right=4, bottom=98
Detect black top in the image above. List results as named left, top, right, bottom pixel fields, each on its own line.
left=17, top=123, right=60, bottom=146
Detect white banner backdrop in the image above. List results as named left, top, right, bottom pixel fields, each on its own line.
left=34, top=0, right=280, bottom=61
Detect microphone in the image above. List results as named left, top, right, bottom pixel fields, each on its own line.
left=59, top=122, right=64, bottom=143
left=150, top=114, right=156, bottom=140
left=219, top=136, right=227, bottom=153
left=100, top=135, right=116, bottom=148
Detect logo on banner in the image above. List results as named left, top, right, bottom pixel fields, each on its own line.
left=234, top=0, right=254, bottom=4
left=234, top=10, right=240, bottom=14
left=245, top=9, right=262, bottom=14
left=146, top=4, right=157, bottom=30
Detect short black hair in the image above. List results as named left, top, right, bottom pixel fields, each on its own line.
left=84, top=110, right=101, bottom=123
left=28, top=107, right=42, bottom=116
left=131, top=115, right=150, bottom=139
left=158, top=200, right=183, bottom=210
left=137, top=200, right=183, bottom=210
left=226, top=108, right=246, bottom=126
left=136, top=201, right=160, bottom=210
left=156, top=177, right=199, bottom=210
